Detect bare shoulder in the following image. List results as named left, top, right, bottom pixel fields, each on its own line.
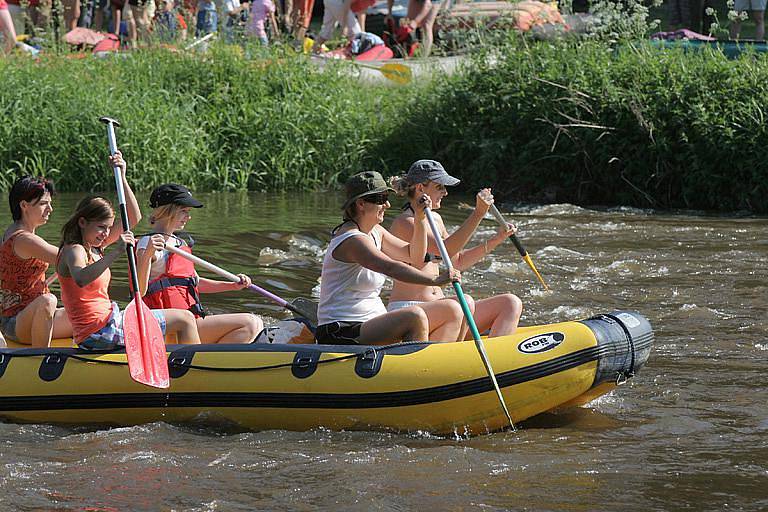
left=12, top=231, right=56, bottom=258
left=389, top=211, right=415, bottom=237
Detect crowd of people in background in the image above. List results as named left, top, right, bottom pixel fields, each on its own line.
left=0, top=0, right=442, bottom=56
left=0, top=0, right=294, bottom=49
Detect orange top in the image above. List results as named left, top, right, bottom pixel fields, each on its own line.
left=58, top=255, right=112, bottom=342
left=0, top=231, right=49, bottom=317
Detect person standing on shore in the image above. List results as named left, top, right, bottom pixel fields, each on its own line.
left=730, top=0, right=765, bottom=40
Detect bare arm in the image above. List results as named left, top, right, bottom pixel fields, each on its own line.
left=103, top=150, right=142, bottom=248
left=334, top=234, right=452, bottom=286
left=12, top=232, right=60, bottom=265
left=198, top=274, right=252, bottom=294
left=59, top=240, right=126, bottom=288
left=453, top=222, right=517, bottom=271
left=136, top=234, right=165, bottom=296
left=380, top=194, right=430, bottom=266
left=442, top=189, right=493, bottom=256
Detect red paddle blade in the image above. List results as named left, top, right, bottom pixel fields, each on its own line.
left=123, top=299, right=170, bottom=389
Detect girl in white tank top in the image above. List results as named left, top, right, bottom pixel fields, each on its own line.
left=314, top=171, right=462, bottom=345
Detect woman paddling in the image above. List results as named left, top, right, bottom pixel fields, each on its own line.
left=56, top=157, right=201, bottom=349
left=316, top=171, right=465, bottom=345
left=136, top=184, right=263, bottom=344
left=389, top=160, right=523, bottom=338
left=0, top=177, right=72, bottom=347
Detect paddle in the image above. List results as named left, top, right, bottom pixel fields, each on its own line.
left=314, top=54, right=412, bottom=85
left=100, top=116, right=169, bottom=389
left=163, top=244, right=319, bottom=327
left=489, top=204, right=549, bottom=291
left=424, top=207, right=515, bottom=430
left=356, top=62, right=412, bottom=85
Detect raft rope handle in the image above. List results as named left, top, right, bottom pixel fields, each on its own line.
left=601, top=313, right=636, bottom=384
left=0, top=341, right=429, bottom=373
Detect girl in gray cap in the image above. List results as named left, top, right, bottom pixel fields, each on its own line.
left=315, top=171, right=463, bottom=345
left=388, top=160, right=523, bottom=338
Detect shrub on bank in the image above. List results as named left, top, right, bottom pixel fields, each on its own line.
left=378, top=38, right=768, bottom=212
left=0, top=45, right=415, bottom=193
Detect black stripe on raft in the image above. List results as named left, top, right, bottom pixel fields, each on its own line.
left=0, top=344, right=624, bottom=412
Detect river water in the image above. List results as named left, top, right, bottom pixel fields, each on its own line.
left=0, top=192, right=765, bottom=511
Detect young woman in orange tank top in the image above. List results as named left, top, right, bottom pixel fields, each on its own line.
left=0, top=176, right=72, bottom=347
left=55, top=153, right=201, bottom=350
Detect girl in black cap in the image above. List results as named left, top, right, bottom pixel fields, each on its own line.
left=316, top=171, right=464, bottom=345
left=135, top=184, right=263, bottom=344
left=388, top=161, right=523, bottom=338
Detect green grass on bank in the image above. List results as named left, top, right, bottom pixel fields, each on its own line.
left=2, top=37, right=768, bottom=212
left=0, top=44, right=418, bottom=193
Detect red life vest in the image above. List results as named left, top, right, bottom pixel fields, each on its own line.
left=142, top=244, right=206, bottom=318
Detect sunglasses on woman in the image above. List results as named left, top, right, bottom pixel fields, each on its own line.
left=362, top=193, right=389, bottom=205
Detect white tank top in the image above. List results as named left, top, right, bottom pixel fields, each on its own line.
left=317, top=228, right=387, bottom=325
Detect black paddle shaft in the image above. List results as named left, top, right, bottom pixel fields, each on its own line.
left=99, top=117, right=141, bottom=298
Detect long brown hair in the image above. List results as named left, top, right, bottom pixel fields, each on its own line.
left=59, top=196, right=115, bottom=248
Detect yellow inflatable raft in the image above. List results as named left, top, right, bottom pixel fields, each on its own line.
left=0, top=311, right=652, bottom=434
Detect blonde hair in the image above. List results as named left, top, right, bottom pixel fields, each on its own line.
left=389, top=175, right=429, bottom=198
left=149, top=203, right=185, bottom=225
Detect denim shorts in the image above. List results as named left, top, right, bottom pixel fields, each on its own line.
left=0, top=315, right=18, bottom=342
left=735, top=0, right=767, bottom=10
left=79, top=302, right=167, bottom=351
left=196, top=9, right=218, bottom=36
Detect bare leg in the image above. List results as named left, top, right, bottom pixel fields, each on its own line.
left=730, top=19, right=741, bottom=39
left=196, top=313, right=263, bottom=344
left=162, top=309, right=201, bottom=344
left=94, top=6, right=103, bottom=30
left=421, top=2, right=440, bottom=57
left=356, top=11, right=365, bottom=31
left=358, top=306, right=428, bottom=344
left=62, top=0, right=81, bottom=30
left=416, top=298, right=466, bottom=342
left=469, top=293, right=523, bottom=338
left=0, top=9, right=17, bottom=53
left=51, top=308, right=73, bottom=339
left=753, top=9, right=765, bottom=40
left=111, top=4, right=121, bottom=34
left=13, top=293, right=58, bottom=347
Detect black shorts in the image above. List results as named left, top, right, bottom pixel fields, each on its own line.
left=315, top=321, right=363, bottom=345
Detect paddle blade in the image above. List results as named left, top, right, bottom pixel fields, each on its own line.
left=522, top=254, right=549, bottom=291
left=379, top=63, right=412, bottom=85
left=288, top=297, right=319, bottom=328
left=123, top=299, right=170, bottom=389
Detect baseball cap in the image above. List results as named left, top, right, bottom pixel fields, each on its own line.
left=406, top=160, right=460, bottom=186
left=149, top=184, right=204, bottom=209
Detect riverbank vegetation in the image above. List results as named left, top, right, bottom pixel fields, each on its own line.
left=1, top=24, right=767, bottom=212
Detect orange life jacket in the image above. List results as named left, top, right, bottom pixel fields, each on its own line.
left=142, top=244, right=206, bottom=318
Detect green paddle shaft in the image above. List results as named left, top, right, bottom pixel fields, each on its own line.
left=423, top=207, right=515, bottom=430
